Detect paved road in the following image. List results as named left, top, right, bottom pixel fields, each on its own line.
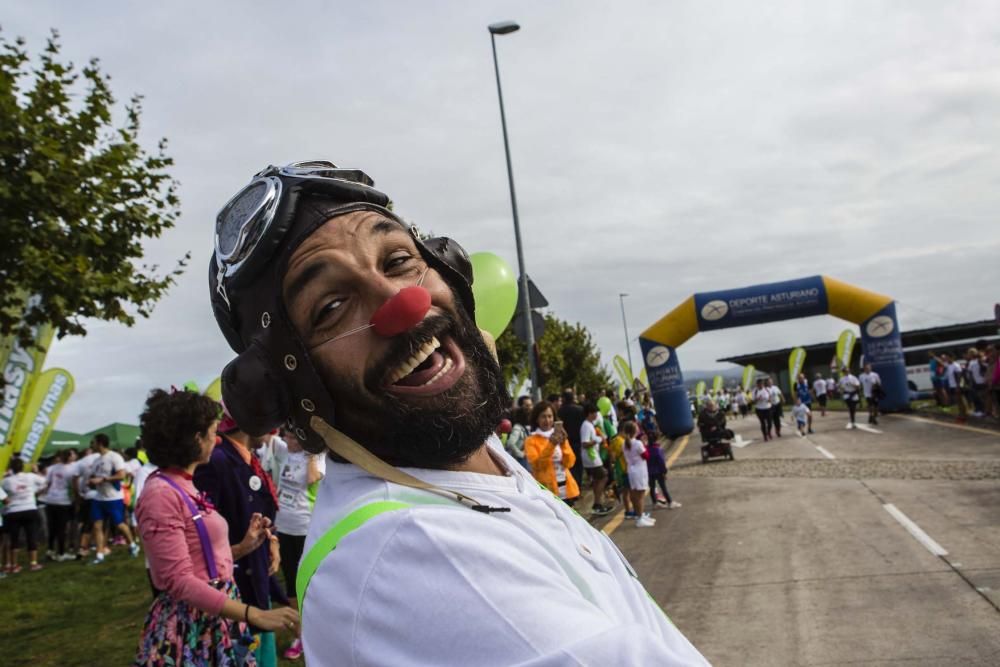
left=597, top=410, right=1000, bottom=666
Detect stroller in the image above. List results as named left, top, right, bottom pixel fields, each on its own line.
left=697, top=408, right=735, bottom=463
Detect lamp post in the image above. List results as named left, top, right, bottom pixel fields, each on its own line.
left=619, top=293, right=633, bottom=376
left=489, top=20, right=540, bottom=400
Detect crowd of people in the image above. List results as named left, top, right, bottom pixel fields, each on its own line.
left=499, top=387, right=680, bottom=529
left=690, top=365, right=888, bottom=441
left=928, top=344, right=1000, bottom=422
left=0, top=389, right=323, bottom=665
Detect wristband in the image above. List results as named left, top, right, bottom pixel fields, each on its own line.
left=244, top=604, right=251, bottom=626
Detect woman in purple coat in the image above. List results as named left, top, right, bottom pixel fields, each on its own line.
left=195, top=412, right=286, bottom=667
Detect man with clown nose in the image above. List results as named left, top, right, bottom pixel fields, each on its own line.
left=209, top=161, right=709, bottom=666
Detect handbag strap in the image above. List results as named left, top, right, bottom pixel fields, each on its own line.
left=154, top=472, right=219, bottom=580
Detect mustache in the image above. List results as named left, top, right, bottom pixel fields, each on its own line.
left=364, top=311, right=459, bottom=390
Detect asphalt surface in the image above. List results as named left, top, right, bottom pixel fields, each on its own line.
left=595, top=409, right=1000, bottom=666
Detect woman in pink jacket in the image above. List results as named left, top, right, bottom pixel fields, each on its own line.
left=133, top=389, right=298, bottom=666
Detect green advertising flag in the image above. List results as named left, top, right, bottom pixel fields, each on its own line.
left=613, top=355, right=634, bottom=390
left=712, top=375, right=723, bottom=394
left=788, top=347, right=807, bottom=393
left=617, top=384, right=626, bottom=400
left=11, top=368, right=74, bottom=464
left=741, top=364, right=756, bottom=392
left=836, top=329, right=857, bottom=375
left=0, top=313, right=55, bottom=472
left=204, top=376, right=223, bottom=402
left=694, top=380, right=707, bottom=407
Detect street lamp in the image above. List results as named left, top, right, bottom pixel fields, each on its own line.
left=619, top=293, right=634, bottom=376
left=488, top=20, right=540, bottom=400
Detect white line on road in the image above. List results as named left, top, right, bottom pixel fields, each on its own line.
left=856, top=423, right=883, bottom=434
left=815, top=445, right=836, bottom=460
left=883, top=503, right=948, bottom=556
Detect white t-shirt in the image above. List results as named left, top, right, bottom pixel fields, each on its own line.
left=301, top=440, right=709, bottom=666
left=753, top=388, right=772, bottom=410
left=275, top=446, right=326, bottom=537
left=579, top=419, right=603, bottom=468
left=43, top=462, right=74, bottom=506
left=73, top=453, right=101, bottom=500
left=969, top=359, right=986, bottom=385
left=623, top=439, right=646, bottom=471
left=768, top=386, right=783, bottom=406
left=2, top=472, right=47, bottom=513
left=791, top=404, right=811, bottom=422
left=813, top=378, right=827, bottom=396
left=132, top=462, right=158, bottom=503
left=839, top=374, right=862, bottom=400
left=859, top=371, right=881, bottom=398
left=92, top=450, right=126, bottom=501
left=945, top=362, right=962, bottom=389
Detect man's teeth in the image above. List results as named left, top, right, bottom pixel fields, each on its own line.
left=387, top=336, right=441, bottom=385
left=422, top=357, right=453, bottom=386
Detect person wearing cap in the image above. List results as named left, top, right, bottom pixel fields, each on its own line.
left=207, top=161, right=709, bottom=665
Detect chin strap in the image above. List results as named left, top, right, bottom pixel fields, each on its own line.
left=310, top=415, right=510, bottom=514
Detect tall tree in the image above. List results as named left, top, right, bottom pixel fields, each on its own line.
left=0, top=30, right=187, bottom=352
left=495, top=313, right=612, bottom=401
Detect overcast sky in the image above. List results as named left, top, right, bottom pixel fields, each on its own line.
left=7, top=1, right=998, bottom=432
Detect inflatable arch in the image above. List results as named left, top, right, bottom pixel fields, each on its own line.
left=639, top=275, right=908, bottom=439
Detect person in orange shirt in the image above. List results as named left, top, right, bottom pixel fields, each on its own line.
left=524, top=401, right=579, bottom=505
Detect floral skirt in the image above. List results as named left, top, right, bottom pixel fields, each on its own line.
left=133, top=579, right=257, bottom=667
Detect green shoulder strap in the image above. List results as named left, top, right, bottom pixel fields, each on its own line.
left=297, top=500, right=411, bottom=614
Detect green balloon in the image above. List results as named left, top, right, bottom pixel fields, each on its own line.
left=597, top=396, right=613, bottom=416
left=183, top=380, right=200, bottom=393
left=469, top=252, right=518, bottom=338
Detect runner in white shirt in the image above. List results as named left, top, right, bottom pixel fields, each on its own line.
left=752, top=379, right=774, bottom=440
left=71, top=449, right=100, bottom=559
left=273, top=430, right=326, bottom=660
left=826, top=377, right=835, bottom=397
left=42, top=451, right=76, bottom=560
left=838, top=369, right=863, bottom=428
left=580, top=404, right=612, bottom=517
left=207, top=159, right=709, bottom=666
left=2, top=458, right=47, bottom=571
left=620, top=420, right=654, bottom=528
left=813, top=373, right=828, bottom=417
left=790, top=398, right=811, bottom=437
left=87, top=434, right=140, bottom=563
left=858, top=363, right=882, bottom=425
left=766, top=377, right=784, bottom=438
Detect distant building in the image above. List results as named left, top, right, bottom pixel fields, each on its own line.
left=717, top=320, right=998, bottom=394
left=40, top=421, right=141, bottom=458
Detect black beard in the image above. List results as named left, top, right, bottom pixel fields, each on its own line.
left=321, top=300, right=510, bottom=469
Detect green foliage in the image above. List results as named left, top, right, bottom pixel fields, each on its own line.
left=495, top=313, right=613, bottom=400
left=0, top=29, right=187, bottom=350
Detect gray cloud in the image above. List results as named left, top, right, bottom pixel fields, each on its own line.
left=5, top=0, right=997, bottom=430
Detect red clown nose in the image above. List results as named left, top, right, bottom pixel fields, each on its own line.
left=370, top=286, right=432, bottom=337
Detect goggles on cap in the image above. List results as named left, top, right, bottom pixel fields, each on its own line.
left=213, top=160, right=378, bottom=309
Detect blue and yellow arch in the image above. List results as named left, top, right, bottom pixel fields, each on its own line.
left=640, top=275, right=908, bottom=438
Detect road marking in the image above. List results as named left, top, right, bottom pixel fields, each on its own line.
left=665, top=435, right=690, bottom=468
left=815, top=445, right=836, bottom=460
left=888, top=413, right=1000, bottom=438
left=602, top=510, right=625, bottom=536
left=855, top=423, right=883, bottom=434
left=883, top=503, right=948, bottom=556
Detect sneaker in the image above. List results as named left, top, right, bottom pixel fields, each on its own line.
left=45, top=550, right=57, bottom=561
left=129, top=542, right=141, bottom=558
left=283, top=638, right=304, bottom=660
left=797, top=431, right=804, bottom=438
left=58, top=553, right=76, bottom=562
left=668, top=501, right=682, bottom=509
left=808, top=429, right=815, bottom=434
left=636, top=516, right=656, bottom=528
left=641, top=512, right=656, bottom=522
left=9, top=565, right=22, bottom=574
left=624, top=511, right=638, bottom=519
left=29, top=563, right=43, bottom=572
left=89, top=555, right=105, bottom=566
left=0, top=571, right=6, bottom=579
left=655, top=499, right=668, bottom=507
